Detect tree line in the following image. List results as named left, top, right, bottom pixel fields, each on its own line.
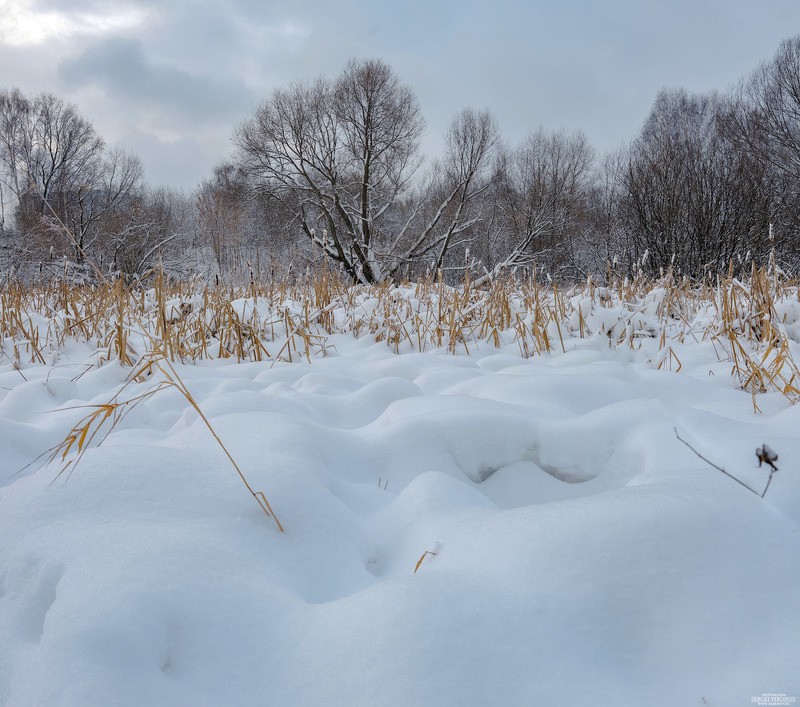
left=2, top=36, right=800, bottom=283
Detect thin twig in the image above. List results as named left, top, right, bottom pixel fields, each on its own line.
left=674, top=427, right=760, bottom=496
left=761, top=468, right=777, bottom=499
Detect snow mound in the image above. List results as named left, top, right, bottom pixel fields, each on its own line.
left=1, top=337, right=799, bottom=705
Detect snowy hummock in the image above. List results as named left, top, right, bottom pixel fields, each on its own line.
left=1, top=333, right=799, bottom=706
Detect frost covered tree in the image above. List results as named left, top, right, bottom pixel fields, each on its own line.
left=234, top=61, right=499, bottom=283
left=722, top=35, right=800, bottom=265
left=197, top=163, right=250, bottom=271
left=235, top=59, right=422, bottom=283
left=738, top=36, right=800, bottom=182
left=0, top=89, right=142, bottom=268
left=615, top=88, right=773, bottom=276
left=479, top=128, right=594, bottom=281
left=104, top=187, right=195, bottom=278
left=391, top=107, right=500, bottom=279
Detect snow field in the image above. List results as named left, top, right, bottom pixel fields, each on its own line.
left=0, top=274, right=800, bottom=707
left=1, top=328, right=799, bottom=705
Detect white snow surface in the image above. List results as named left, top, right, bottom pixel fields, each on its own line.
left=1, top=333, right=799, bottom=706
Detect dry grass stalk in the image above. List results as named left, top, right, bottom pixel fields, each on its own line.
left=4, top=266, right=800, bottom=410
left=413, top=549, right=438, bottom=574
left=29, top=352, right=285, bottom=533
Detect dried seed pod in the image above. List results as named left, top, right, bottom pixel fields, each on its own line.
left=756, top=444, right=778, bottom=471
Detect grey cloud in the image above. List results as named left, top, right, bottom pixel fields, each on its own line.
left=30, top=0, right=165, bottom=13
left=121, top=129, right=230, bottom=189
left=57, top=37, right=253, bottom=125
left=6, top=0, right=800, bottom=189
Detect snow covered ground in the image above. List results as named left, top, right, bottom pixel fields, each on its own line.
left=1, top=329, right=799, bottom=705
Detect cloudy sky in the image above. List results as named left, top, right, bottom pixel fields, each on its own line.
left=2, top=0, right=799, bottom=189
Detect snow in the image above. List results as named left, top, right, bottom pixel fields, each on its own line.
left=1, top=326, right=799, bottom=705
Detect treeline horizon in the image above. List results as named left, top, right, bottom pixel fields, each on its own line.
left=2, top=35, right=800, bottom=284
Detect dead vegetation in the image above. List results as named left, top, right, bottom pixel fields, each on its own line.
left=3, top=266, right=800, bottom=408
left=8, top=265, right=800, bottom=531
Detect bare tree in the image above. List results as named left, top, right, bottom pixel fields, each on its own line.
left=616, top=88, right=773, bottom=276
left=62, top=147, right=143, bottom=263
left=332, top=59, right=424, bottom=280
left=236, top=60, right=424, bottom=283
left=0, top=90, right=143, bottom=269
left=389, top=107, right=500, bottom=278
left=235, top=63, right=510, bottom=283
left=103, top=187, right=194, bottom=278
left=15, top=92, right=105, bottom=250
left=0, top=89, right=31, bottom=204
left=722, top=36, right=800, bottom=265
left=197, top=163, right=249, bottom=270
left=580, top=152, right=628, bottom=277
left=738, top=36, right=800, bottom=181
left=482, top=128, right=594, bottom=281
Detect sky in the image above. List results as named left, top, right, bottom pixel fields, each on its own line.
left=1, top=0, right=799, bottom=190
